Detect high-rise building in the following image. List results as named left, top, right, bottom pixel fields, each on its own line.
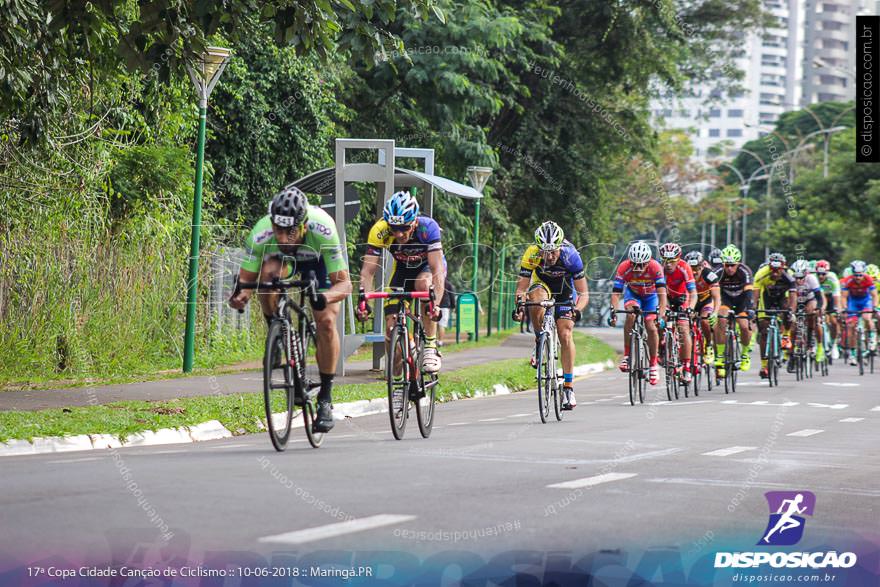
left=801, top=0, right=863, bottom=104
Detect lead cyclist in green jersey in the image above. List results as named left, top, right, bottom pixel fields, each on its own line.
left=229, top=187, right=352, bottom=432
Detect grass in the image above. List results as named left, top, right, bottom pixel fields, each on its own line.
left=0, top=330, right=616, bottom=443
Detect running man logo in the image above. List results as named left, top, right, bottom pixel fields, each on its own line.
left=758, top=491, right=816, bottom=546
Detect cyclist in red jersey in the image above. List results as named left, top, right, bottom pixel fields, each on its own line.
left=659, top=243, right=697, bottom=383
left=685, top=251, right=722, bottom=365
left=841, top=260, right=878, bottom=363
left=609, top=242, right=668, bottom=385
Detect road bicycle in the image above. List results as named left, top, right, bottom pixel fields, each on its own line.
left=814, top=310, right=830, bottom=377
left=233, top=273, right=324, bottom=451
left=612, top=308, right=657, bottom=406
left=358, top=287, right=439, bottom=439
left=717, top=309, right=746, bottom=394
left=690, top=314, right=713, bottom=395
left=790, top=309, right=815, bottom=381
left=759, top=309, right=788, bottom=388
left=517, top=299, right=564, bottom=423
left=849, top=309, right=876, bottom=376
left=660, top=311, right=684, bottom=401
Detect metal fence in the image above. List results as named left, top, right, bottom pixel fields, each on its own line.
left=208, top=247, right=251, bottom=332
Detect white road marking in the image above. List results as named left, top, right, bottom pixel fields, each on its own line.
left=478, top=418, right=504, bottom=422
left=651, top=400, right=716, bottom=407
left=447, top=422, right=468, bottom=426
left=721, top=400, right=799, bottom=407
left=822, top=382, right=859, bottom=387
left=595, top=398, right=615, bottom=402
left=807, top=403, right=848, bottom=410
left=871, top=406, right=880, bottom=412
left=47, top=456, right=104, bottom=464
left=701, top=446, right=757, bottom=457
left=143, top=449, right=187, bottom=455
left=615, top=448, right=684, bottom=463
left=259, top=514, right=417, bottom=545
left=547, top=472, right=637, bottom=489
left=212, top=443, right=252, bottom=449
left=507, top=413, right=532, bottom=418
left=787, top=429, right=824, bottom=437
left=839, top=417, right=864, bottom=423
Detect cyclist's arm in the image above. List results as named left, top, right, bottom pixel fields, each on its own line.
left=323, top=269, right=352, bottom=303
left=358, top=253, right=381, bottom=293
left=711, top=285, right=721, bottom=313
left=427, top=249, right=446, bottom=306
left=229, top=268, right=260, bottom=309
left=573, top=277, right=589, bottom=311
left=514, top=275, right=531, bottom=301
left=657, top=287, right=668, bottom=316
left=872, top=286, right=878, bottom=308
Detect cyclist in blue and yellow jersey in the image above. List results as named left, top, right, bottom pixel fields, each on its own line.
left=752, top=252, right=797, bottom=378
left=229, top=186, right=353, bottom=433
left=357, top=191, right=446, bottom=373
left=513, top=221, right=589, bottom=409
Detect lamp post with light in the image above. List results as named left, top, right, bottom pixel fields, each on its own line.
left=183, top=47, right=232, bottom=373
left=466, top=166, right=492, bottom=294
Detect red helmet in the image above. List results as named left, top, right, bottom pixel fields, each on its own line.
left=816, top=260, right=830, bottom=273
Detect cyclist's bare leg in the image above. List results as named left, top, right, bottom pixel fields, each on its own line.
left=557, top=317, right=575, bottom=374
left=256, top=257, right=286, bottom=318
left=312, top=303, right=340, bottom=374
left=527, top=286, right=549, bottom=332
left=415, top=272, right=437, bottom=339
left=737, top=315, right=752, bottom=348
left=623, top=312, right=635, bottom=355
left=757, top=318, right=769, bottom=360
left=646, top=318, right=659, bottom=361
left=384, top=313, right=403, bottom=376
left=678, top=319, right=691, bottom=364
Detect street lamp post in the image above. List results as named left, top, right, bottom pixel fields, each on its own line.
left=466, top=166, right=492, bottom=294
left=182, top=47, right=232, bottom=373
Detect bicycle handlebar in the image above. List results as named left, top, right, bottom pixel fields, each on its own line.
left=356, top=286, right=437, bottom=321
left=231, top=272, right=320, bottom=313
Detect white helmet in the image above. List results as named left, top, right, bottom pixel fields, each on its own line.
left=628, top=242, right=653, bottom=264
left=791, top=259, right=810, bottom=277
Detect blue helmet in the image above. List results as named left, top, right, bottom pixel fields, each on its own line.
left=383, top=191, right=419, bottom=225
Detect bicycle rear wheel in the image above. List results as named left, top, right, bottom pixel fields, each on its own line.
left=387, top=327, right=410, bottom=439
left=537, top=334, right=552, bottom=422
left=724, top=331, right=737, bottom=394
left=664, top=330, right=675, bottom=401
left=263, top=320, right=294, bottom=452
left=638, top=339, right=647, bottom=404
left=415, top=341, right=438, bottom=438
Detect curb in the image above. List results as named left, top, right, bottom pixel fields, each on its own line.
left=0, top=361, right=613, bottom=458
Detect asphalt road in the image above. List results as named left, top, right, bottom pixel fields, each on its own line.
left=2, top=333, right=878, bottom=582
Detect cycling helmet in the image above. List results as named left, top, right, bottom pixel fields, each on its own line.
left=685, top=251, right=704, bottom=267
left=851, top=260, right=868, bottom=275
left=807, top=260, right=817, bottom=272
left=815, top=259, right=830, bottom=273
left=269, top=186, right=309, bottom=228
left=534, top=221, right=565, bottom=251
left=720, top=244, right=742, bottom=264
left=659, top=242, right=682, bottom=260
left=867, top=263, right=880, bottom=277
left=768, top=252, right=786, bottom=269
left=709, top=247, right=723, bottom=265
left=628, top=242, right=653, bottom=264
left=383, top=190, right=419, bottom=225
left=791, top=259, right=810, bottom=278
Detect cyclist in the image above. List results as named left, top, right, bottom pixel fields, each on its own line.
left=609, top=242, right=668, bottom=386
left=708, top=247, right=724, bottom=272
left=685, top=250, right=721, bottom=366
left=513, top=221, right=589, bottom=410
left=815, top=260, right=842, bottom=360
left=659, top=243, right=697, bottom=383
left=789, top=259, right=826, bottom=372
left=752, top=252, right=796, bottom=378
left=714, top=244, right=754, bottom=375
left=229, top=186, right=353, bottom=433
left=841, top=260, right=878, bottom=365
left=357, top=190, right=445, bottom=373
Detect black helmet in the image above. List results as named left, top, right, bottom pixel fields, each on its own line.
left=269, top=186, right=308, bottom=228
left=709, top=247, right=723, bottom=265
left=768, top=252, right=786, bottom=269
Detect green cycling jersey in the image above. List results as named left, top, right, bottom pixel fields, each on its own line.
left=241, top=206, right=347, bottom=274
left=819, top=271, right=841, bottom=296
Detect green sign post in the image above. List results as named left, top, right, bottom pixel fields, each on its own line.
left=456, top=292, right=478, bottom=343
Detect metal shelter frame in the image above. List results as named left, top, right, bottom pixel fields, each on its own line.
left=287, top=138, right=482, bottom=375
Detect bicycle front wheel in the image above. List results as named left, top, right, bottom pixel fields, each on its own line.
left=387, top=327, right=410, bottom=439
left=263, top=320, right=294, bottom=452
left=537, top=334, right=552, bottom=422
left=628, top=331, right=639, bottom=406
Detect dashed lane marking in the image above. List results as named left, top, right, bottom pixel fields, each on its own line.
left=258, top=515, right=417, bottom=545
left=787, top=429, right=824, bottom=437
left=547, top=472, right=638, bottom=489
left=701, top=446, right=758, bottom=457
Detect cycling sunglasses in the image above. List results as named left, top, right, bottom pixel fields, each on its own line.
left=388, top=223, right=414, bottom=233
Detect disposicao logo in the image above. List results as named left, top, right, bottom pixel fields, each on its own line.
left=759, top=490, right=815, bottom=546
left=714, top=491, right=858, bottom=570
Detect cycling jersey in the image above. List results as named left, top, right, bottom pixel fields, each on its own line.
left=753, top=265, right=796, bottom=300
left=842, top=274, right=876, bottom=298
left=818, top=271, right=841, bottom=296
left=794, top=273, right=822, bottom=303
left=663, top=259, right=696, bottom=299
left=717, top=264, right=753, bottom=299
left=519, top=241, right=586, bottom=292
left=693, top=266, right=720, bottom=301
left=613, top=260, right=666, bottom=296
left=241, top=207, right=347, bottom=281
left=366, top=216, right=442, bottom=268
